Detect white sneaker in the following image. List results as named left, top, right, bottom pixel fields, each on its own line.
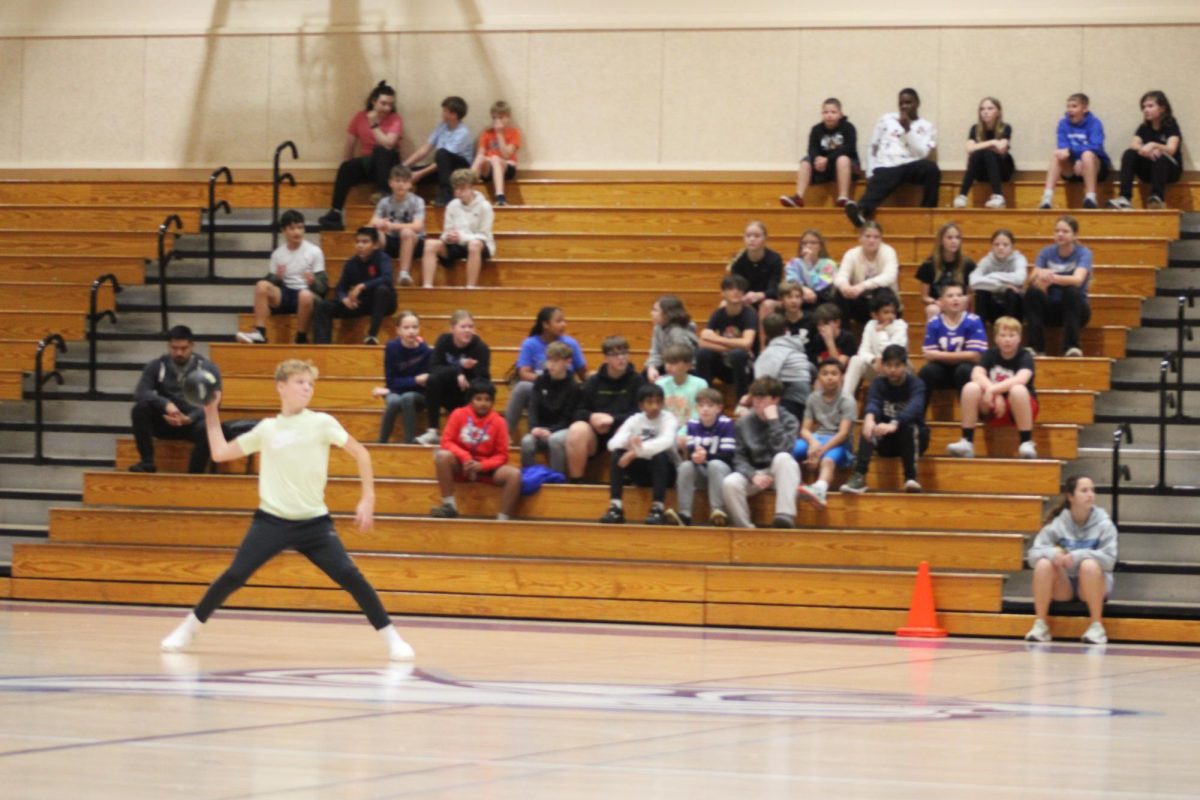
left=161, top=613, right=202, bottom=652
left=236, top=329, right=266, bottom=344
left=1018, top=441, right=1038, bottom=459
left=389, top=636, right=416, bottom=661
left=1064, top=347, right=1083, bottom=358
left=1081, top=621, right=1108, bottom=645
left=798, top=483, right=828, bottom=511
left=984, top=194, right=1006, bottom=209
left=1024, top=618, right=1052, bottom=642
left=415, top=429, right=441, bottom=446
left=398, top=271, right=413, bottom=287
left=946, top=438, right=975, bottom=458
left=1106, top=197, right=1133, bottom=210
left=903, top=479, right=922, bottom=493
left=952, top=194, right=968, bottom=209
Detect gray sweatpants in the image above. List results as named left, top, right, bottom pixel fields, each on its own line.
left=520, top=428, right=570, bottom=474
left=722, top=452, right=800, bottom=527
left=675, top=459, right=732, bottom=516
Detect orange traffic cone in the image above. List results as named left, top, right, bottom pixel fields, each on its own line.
left=896, top=560, right=948, bottom=638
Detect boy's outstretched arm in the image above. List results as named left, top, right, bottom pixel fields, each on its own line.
left=203, top=392, right=246, bottom=463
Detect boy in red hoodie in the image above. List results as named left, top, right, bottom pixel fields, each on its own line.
left=430, top=379, right=521, bottom=519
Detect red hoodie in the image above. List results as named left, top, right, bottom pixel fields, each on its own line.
left=440, top=405, right=510, bottom=471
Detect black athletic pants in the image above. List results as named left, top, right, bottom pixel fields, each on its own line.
left=695, top=347, right=752, bottom=398
left=331, top=145, right=400, bottom=210
left=1118, top=148, right=1182, bottom=200
left=131, top=399, right=211, bottom=473
left=312, top=286, right=398, bottom=343
left=853, top=422, right=930, bottom=481
left=973, top=288, right=1023, bottom=325
left=859, top=160, right=941, bottom=215
left=424, top=367, right=469, bottom=430
left=1024, top=286, right=1091, bottom=353
left=958, top=149, right=1015, bottom=196
left=193, top=510, right=391, bottom=629
left=433, top=149, right=471, bottom=204
left=609, top=449, right=677, bottom=503
left=917, top=361, right=977, bottom=413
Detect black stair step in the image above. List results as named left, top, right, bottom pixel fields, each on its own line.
left=1115, top=522, right=1200, bottom=535
left=0, top=455, right=112, bottom=468
left=117, top=303, right=252, bottom=314
left=1003, top=598, right=1200, bottom=621
left=0, top=488, right=83, bottom=503
left=1094, top=414, right=1200, bottom=426
left=56, top=360, right=145, bottom=371
left=25, top=390, right=132, bottom=402
left=0, top=421, right=125, bottom=434
left=1095, top=484, right=1200, bottom=497
left=1110, top=381, right=1200, bottom=392
left=145, top=276, right=259, bottom=287
left=173, top=249, right=271, bottom=260
left=1117, top=560, right=1200, bottom=576
left=95, top=332, right=236, bottom=343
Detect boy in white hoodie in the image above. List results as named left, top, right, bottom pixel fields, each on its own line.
left=845, top=88, right=939, bottom=228
left=598, top=383, right=679, bottom=526
left=421, top=168, right=495, bottom=289
left=843, top=289, right=907, bottom=402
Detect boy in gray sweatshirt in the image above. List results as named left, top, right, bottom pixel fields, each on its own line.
left=752, top=312, right=812, bottom=421
left=721, top=377, right=801, bottom=528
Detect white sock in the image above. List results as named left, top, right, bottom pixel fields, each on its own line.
left=1041, top=189, right=1053, bottom=203
left=610, top=499, right=623, bottom=510
left=442, top=496, right=457, bottom=508
left=379, top=625, right=415, bottom=660
left=161, top=612, right=203, bottom=652
left=1085, top=192, right=1097, bottom=202
left=496, top=512, right=510, bottom=521
left=813, top=479, right=828, bottom=492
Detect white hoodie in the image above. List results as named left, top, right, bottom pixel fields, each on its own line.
left=867, top=112, right=937, bottom=176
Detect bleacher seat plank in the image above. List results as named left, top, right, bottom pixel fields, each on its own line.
left=0, top=256, right=145, bottom=286
left=898, top=293, right=1141, bottom=328
left=0, top=577, right=9, bottom=598
left=0, top=281, right=116, bottom=313
left=0, top=179, right=338, bottom=209
left=729, top=529, right=1024, bottom=571
left=0, top=310, right=86, bottom=340
left=0, top=339, right=54, bottom=370
left=924, top=387, right=1093, bottom=425
left=0, top=369, right=22, bottom=399
left=0, top=230, right=161, bottom=257
left=909, top=354, right=1110, bottom=391
left=0, top=207, right=199, bottom=231
left=907, top=324, right=1126, bottom=359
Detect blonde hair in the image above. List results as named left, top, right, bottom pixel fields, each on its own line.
left=993, top=316, right=1023, bottom=336
left=275, top=359, right=318, bottom=382
left=777, top=280, right=803, bottom=298
left=450, top=168, right=476, bottom=188
left=490, top=100, right=512, bottom=117
left=930, top=221, right=967, bottom=285
left=972, top=97, right=1005, bottom=142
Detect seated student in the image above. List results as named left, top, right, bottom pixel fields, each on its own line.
left=369, top=165, right=425, bottom=287
left=312, top=227, right=397, bottom=345
left=421, top=168, right=496, bottom=289
left=722, top=377, right=801, bottom=529
left=236, top=210, right=326, bottom=344
left=917, top=281, right=987, bottom=412
left=565, top=336, right=645, bottom=482
left=373, top=311, right=431, bottom=444
left=1026, top=215, right=1092, bottom=357
left=777, top=281, right=810, bottom=337
left=970, top=229, right=1028, bottom=325
left=505, top=306, right=587, bottom=437
left=843, top=289, right=907, bottom=403
left=1024, top=475, right=1117, bottom=645
left=644, top=295, right=699, bottom=382
left=751, top=313, right=812, bottom=422
left=597, top=384, right=679, bottom=525
left=833, top=221, right=899, bottom=325
left=727, top=220, right=783, bottom=321
left=841, top=345, right=929, bottom=494
left=845, top=88, right=939, bottom=228
left=1109, top=90, right=1182, bottom=210
left=795, top=358, right=856, bottom=510
left=1039, top=93, right=1110, bottom=210
left=666, top=387, right=736, bottom=527
left=130, top=325, right=222, bottom=474
left=657, top=344, right=707, bottom=436
left=520, top=341, right=581, bottom=475
left=783, top=229, right=839, bottom=309
left=430, top=379, right=521, bottom=521
left=916, top=221, right=976, bottom=322
left=696, top=274, right=757, bottom=399
left=471, top=100, right=522, bottom=206
left=317, top=81, right=403, bottom=231
left=781, top=97, right=859, bottom=208
left=952, top=97, right=1014, bottom=209
left=805, top=302, right=855, bottom=372
left=415, top=310, right=491, bottom=445
left=947, top=316, right=1039, bottom=460
left=401, top=95, right=474, bottom=206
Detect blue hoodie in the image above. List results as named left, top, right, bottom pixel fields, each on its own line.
left=1056, top=111, right=1109, bottom=163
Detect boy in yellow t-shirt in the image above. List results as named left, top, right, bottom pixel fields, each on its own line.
left=160, top=359, right=415, bottom=661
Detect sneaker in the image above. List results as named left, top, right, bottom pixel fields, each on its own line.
left=946, top=438, right=975, bottom=458
left=388, top=636, right=416, bottom=661
left=397, top=271, right=413, bottom=287
left=984, top=194, right=1006, bottom=209
left=709, top=509, right=728, bottom=527
left=598, top=505, right=625, bottom=524
left=235, top=329, right=266, bottom=344
left=840, top=473, right=868, bottom=494
left=1082, top=196, right=1098, bottom=210
left=495, top=194, right=507, bottom=207
left=1064, top=347, right=1083, bottom=358
left=363, top=335, right=379, bottom=345
left=903, top=479, right=922, bottom=493
left=1106, top=196, right=1133, bottom=210
left=1146, top=195, right=1166, bottom=209
left=843, top=201, right=865, bottom=228
left=644, top=507, right=668, bottom=526
left=430, top=502, right=459, bottom=519
left=318, top=209, right=344, bottom=231
left=663, top=508, right=690, bottom=527
left=1018, top=441, right=1038, bottom=459
left=415, top=429, right=441, bottom=446
left=779, top=194, right=803, bottom=208
left=1081, top=620, right=1108, bottom=645
left=771, top=515, right=794, bottom=529
left=797, top=483, right=828, bottom=511
left=129, top=462, right=157, bottom=473
left=1038, top=200, right=1052, bottom=210
left=952, top=194, right=968, bottom=209
left=1024, top=618, right=1052, bottom=643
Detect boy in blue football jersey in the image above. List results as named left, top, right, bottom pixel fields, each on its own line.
left=917, top=280, right=987, bottom=414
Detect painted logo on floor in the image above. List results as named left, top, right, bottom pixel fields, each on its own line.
left=0, top=667, right=1130, bottom=722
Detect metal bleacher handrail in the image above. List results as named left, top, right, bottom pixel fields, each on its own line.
left=206, top=166, right=233, bottom=280
left=271, top=141, right=298, bottom=250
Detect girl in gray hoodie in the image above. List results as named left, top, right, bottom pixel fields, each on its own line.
left=1025, top=475, right=1118, bottom=645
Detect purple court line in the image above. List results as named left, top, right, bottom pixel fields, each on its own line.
left=0, top=702, right=469, bottom=760
left=5, top=599, right=1200, bottom=661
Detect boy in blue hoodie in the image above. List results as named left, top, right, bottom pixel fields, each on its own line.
left=313, top=227, right=397, bottom=345
left=841, top=345, right=928, bottom=494
left=1040, top=93, right=1110, bottom=210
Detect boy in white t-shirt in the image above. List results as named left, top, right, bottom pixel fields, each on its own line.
left=237, top=210, right=327, bottom=344
left=160, top=359, right=415, bottom=661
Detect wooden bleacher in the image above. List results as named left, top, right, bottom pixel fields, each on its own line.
left=2, top=170, right=1193, bottom=643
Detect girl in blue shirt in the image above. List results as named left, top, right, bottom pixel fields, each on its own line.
left=1025, top=216, right=1093, bottom=356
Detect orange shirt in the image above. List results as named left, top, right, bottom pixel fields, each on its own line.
left=478, top=127, right=522, bottom=164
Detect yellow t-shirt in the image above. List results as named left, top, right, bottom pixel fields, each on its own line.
left=236, top=410, right=350, bottom=520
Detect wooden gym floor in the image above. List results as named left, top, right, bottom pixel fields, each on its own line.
left=1, top=601, right=1198, bottom=799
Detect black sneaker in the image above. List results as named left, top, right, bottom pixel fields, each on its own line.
left=495, top=194, right=507, bottom=206
left=644, top=507, right=668, bottom=525
left=1082, top=197, right=1098, bottom=210
left=318, top=210, right=344, bottom=231
left=771, top=515, right=794, bottom=529
left=663, top=509, right=690, bottom=527
left=430, top=503, right=459, bottom=519
left=843, top=200, right=865, bottom=228
left=598, top=505, right=625, bottom=524
left=129, top=462, right=157, bottom=473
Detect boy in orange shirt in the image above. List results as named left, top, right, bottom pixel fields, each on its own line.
left=472, top=101, right=522, bottom=206
left=431, top=379, right=521, bottom=520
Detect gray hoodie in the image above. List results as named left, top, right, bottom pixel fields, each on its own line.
left=753, top=333, right=812, bottom=408
left=732, top=406, right=800, bottom=479
left=646, top=323, right=700, bottom=370
left=1026, top=506, right=1118, bottom=575
left=970, top=250, right=1028, bottom=293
